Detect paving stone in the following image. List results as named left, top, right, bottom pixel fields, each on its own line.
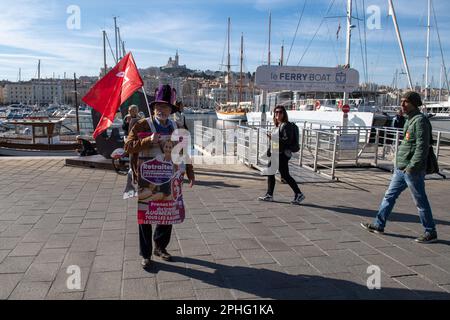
left=0, top=237, right=21, bottom=250
left=231, top=238, right=262, bottom=250
left=92, top=255, right=123, bottom=272
left=9, top=242, right=44, bottom=257
left=411, top=264, right=450, bottom=286
left=0, top=274, right=23, bottom=299
left=121, top=278, right=158, bottom=299
left=394, top=275, right=450, bottom=299
left=292, top=245, right=327, bottom=258
left=122, top=260, right=156, bottom=279
left=96, top=240, right=124, bottom=256
left=84, top=271, right=122, bottom=299
left=34, top=248, right=68, bottom=264
left=256, top=237, right=292, bottom=252
left=239, top=249, right=275, bottom=265
left=14, top=216, right=41, bottom=225
left=0, top=256, right=34, bottom=274
left=80, top=219, right=104, bottom=229
left=201, top=232, right=230, bottom=245
left=224, top=227, right=254, bottom=239
left=208, top=244, right=240, bottom=260
left=1, top=224, right=33, bottom=237
left=379, top=246, right=430, bottom=267
left=269, top=251, right=309, bottom=267
left=243, top=223, right=275, bottom=237
left=23, top=262, right=61, bottom=282
left=175, top=228, right=203, bottom=240
left=196, top=223, right=223, bottom=233
left=45, top=234, right=75, bottom=249
left=158, top=280, right=194, bottom=299
left=194, top=287, right=234, bottom=300
left=70, top=237, right=99, bottom=252
left=62, top=251, right=96, bottom=268
left=179, top=239, right=209, bottom=257
left=9, top=281, right=52, bottom=300
left=46, top=291, right=85, bottom=300
left=362, top=254, right=417, bottom=278
left=216, top=219, right=242, bottom=229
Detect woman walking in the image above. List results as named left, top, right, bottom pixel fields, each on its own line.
left=258, top=105, right=305, bottom=205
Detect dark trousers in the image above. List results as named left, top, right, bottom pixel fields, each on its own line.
left=267, top=153, right=301, bottom=196
left=139, top=224, right=172, bottom=259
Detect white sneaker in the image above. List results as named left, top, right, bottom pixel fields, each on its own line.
left=291, top=193, right=305, bottom=205
left=258, top=194, right=273, bottom=202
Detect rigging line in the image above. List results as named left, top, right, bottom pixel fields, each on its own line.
left=105, top=33, right=116, bottom=64
left=432, top=1, right=450, bottom=91
left=362, top=0, right=369, bottom=85
left=355, top=0, right=366, bottom=103
left=355, top=0, right=367, bottom=85
left=325, top=20, right=339, bottom=65
left=372, top=13, right=389, bottom=84
left=297, top=0, right=336, bottom=66
left=286, top=0, right=307, bottom=65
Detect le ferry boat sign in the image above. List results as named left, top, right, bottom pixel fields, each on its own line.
left=255, top=65, right=359, bottom=92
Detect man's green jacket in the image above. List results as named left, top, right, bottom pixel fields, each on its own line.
left=395, top=109, right=432, bottom=172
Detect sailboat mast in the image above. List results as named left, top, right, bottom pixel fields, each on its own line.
left=103, top=30, right=107, bottom=76
left=268, top=11, right=271, bottom=66
left=117, top=27, right=123, bottom=60
left=227, top=17, right=231, bottom=103
left=343, top=0, right=353, bottom=104
left=425, top=0, right=431, bottom=100
left=280, top=41, right=284, bottom=66
left=388, top=0, right=413, bottom=90
left=114, top=17, right=118, bottom=63
left=74, top=73, right=79, bottom=133
left=239, top=33, right=243, bottom=106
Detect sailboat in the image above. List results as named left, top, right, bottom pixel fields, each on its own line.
left=246, top=1, right=414, bottom=128
left=216, top=18, right=248, bottom=121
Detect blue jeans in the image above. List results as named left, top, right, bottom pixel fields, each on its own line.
left=374, top=168, right=436, bottom=233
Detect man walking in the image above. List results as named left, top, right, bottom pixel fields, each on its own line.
left=361, top=91, right=438, bottom=243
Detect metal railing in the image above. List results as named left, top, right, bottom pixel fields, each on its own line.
left=194, top=122, right=450, bottom=180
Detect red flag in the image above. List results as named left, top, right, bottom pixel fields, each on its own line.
left=82, top=52, right=143, bottom=138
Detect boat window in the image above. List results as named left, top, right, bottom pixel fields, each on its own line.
left=34, top=126, right=46, bottom=136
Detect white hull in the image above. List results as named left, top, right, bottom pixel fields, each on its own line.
left=216, top=112, right=247, bottom=121
left=246, top=110, right=376, bottom=128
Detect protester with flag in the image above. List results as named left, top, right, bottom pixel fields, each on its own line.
left=125, top=84, right=195, bottom=269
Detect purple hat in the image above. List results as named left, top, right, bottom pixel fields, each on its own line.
left=149, top=84, right=177, bottom=114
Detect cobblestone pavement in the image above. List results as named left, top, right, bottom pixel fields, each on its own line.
left=1, top=158, right=450, bottom=300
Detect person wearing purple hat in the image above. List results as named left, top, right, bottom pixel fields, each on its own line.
left=361, top=91, right=438, bottom=244
left=125, top=84, right=195, bottom=268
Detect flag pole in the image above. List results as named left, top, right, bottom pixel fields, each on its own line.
left=141, top=86, right=153, bottom=122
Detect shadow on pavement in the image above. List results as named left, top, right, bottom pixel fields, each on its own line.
left=302, top=204, right=450, bottom=228
left=144, top=257, right=450, bottom=300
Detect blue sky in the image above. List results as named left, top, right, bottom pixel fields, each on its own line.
left=1, top=0, right=449, bottom=87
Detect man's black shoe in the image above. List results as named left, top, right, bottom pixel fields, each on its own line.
left=153, top=248, right=172, bottom=261
left=415, top=231, right=438, bottom=244
left=360, top=222, right=384, bottom=234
